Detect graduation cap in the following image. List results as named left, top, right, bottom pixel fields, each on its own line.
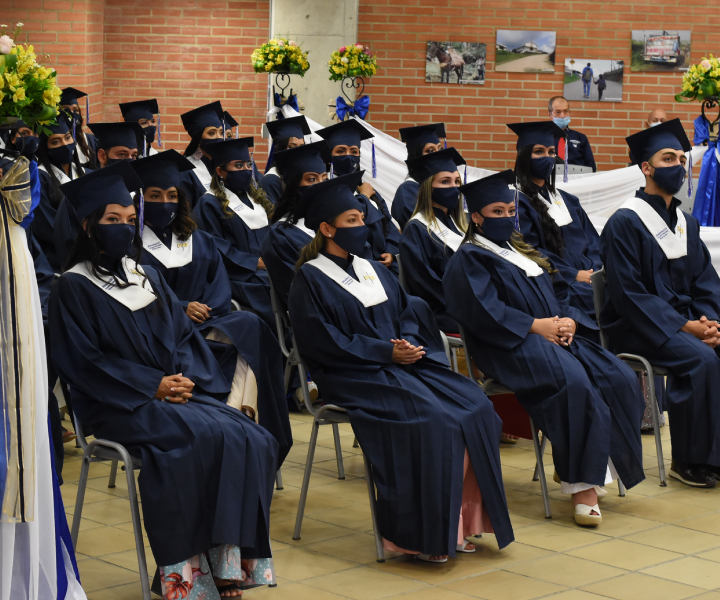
left=180, top=101, right=224, bottom=138
left=9, top=119, right=30, bottom=132
left=131, top=149, right=195, bottom=190
left=399, top=123, right=446, bottom=148
left=60, top=87, right=91, bottom=124
left=206, top=137, right=254, bottom=166
left=119, top=99, right=159, bottom=122
left=507, top=121, right=565, bottom=151
left=266, top=115, right=311, bottom=142
left=315, top=119, right=373, bottom=150
left=296, top=171, right=365, bottom=231
left=460, top=170, right=517, bottom=215
left=46, top=113, right=71, bottom=136
left=625, top=118, right=691, bottom=164
left=223, top=111, right=238, bottom=129
left=59, top=160, right=143, bottom=220
left=88, top=122, right=144, bottom=151
left=405, top=147, right=465, bottom=183
left=273, top=141, right=331, bottom=182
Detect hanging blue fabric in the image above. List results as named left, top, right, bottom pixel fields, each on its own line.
left=335, top=95, right=370, bottom=121
left=694, top=114, right=710, bottom=146
left=688, top=149, right=693, bottom=198
left=691, top=140, right=720, bottom=226
left=273, top=92, right=300, bottom=117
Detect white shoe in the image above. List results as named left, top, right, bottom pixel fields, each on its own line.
left=294, top=381, right=319, bottom=406
left=456, top=541, right=476, bottom=553
left=574, top=503, right=602, bottom=527
left=415, top=554, right=448, bottom=563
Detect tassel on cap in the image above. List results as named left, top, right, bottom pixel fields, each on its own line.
left=688, top=150, right=693, bottom=198
left=371, top=139, right=377, bottom=179
left=463, top=164, right=468, bottom=184
left=72, top=118, right=76, bottom=142
left=139, top=189, right=145, bottom=235
left=235, top=127, right=239, bottom=140
left=250, top=151, right=258, bottom=188
left=514, top=175, right=520, bottom=231
left=143, top=137, right=147, bottom=158
left=157, top=112, right=162, bottom=148
left=86, top=95, right=90, bottom=125
left=330, top=162, right=335, bottom=179
left=444, top=137, right=447, bottom=149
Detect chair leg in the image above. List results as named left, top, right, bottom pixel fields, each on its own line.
left=451, top=347, right=459, bottom=374
left=71, top=455, right=92, bottom=547
left=362, top=453, right=385, bottom=563
left=124, top=460, right=151, bottom=600
left=332, top=423, right=345, bottom=480
left=352, top=436, right=359, bottom=449
left=617, top=478, right=626, bottom=497
left=646, top=371, right=667, bottom=486
left=293, top=420, right=320, bottom=540
left=108, top=459, right=118, bottom=489
left=275, top=468, right=284, bottom=491
left=533, top=433, right=547, bottom=482
left=530, top=419, right=552, bottom=519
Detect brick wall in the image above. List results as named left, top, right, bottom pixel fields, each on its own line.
left=358, top=0, right=720, bottom=170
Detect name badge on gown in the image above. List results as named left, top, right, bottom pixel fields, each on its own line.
left=307, top=254, right=388, bottom=307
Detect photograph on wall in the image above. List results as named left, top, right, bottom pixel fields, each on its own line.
left=631, top=30, right=691, bottom=72
left=494, top=30, right=555, bottom=73
left=425, top=42, right=486, bottom=85
left=563, top=58, right=624, bottom=102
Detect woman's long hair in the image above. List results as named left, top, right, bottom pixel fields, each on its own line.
left=463, top=224, right=556, bottom=274
left=514, top=144, right=565, bottom=257
left=133, top=188, right=197, bottom=241
left=209, top=168, right=274, bottom=218
left=270, top=173, right=303, bottom=225
left=37, top=131, right=87, bottom=209
left=63, top=205, right=144, bottom=286
left=267, top=136, right=292, bottom=171
left=183, top=130, right=204, bottom=157
left=406, top=142, right=429, bottom=161
left=411, top=175, right=467, bottom=242
left=68, top=110, right=99, bottom=170
left=296, top=217, right=337, bottom=270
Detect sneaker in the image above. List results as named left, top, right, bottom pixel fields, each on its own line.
left=669, top=461, right=717, bottom=488
left=294, top=382, right=319, bottom=406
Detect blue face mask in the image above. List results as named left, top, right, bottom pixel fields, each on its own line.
left=553, top=117, right=571, bottom=129
left=432, top=186, right=460, bottom=211
left=332, top=155, right=360, bottom=177
left=143, top=202, right=177, bottom=229
left=530, top=156, right=556, bottom=181
left=332, top=224, right=369, bottom=256
left=143, top=125, right=156, bottom=145
left=650, top=163, right=686, bottom=196
left=47, top=142, right=76, bottom=167
left=98, top=223, right=136, bottom=260
left=106, top=156, right=134, bottom=167
left=15, top=135, right=39, bottom=158
left=480, top=216, right=515, bottom=244
left=224, top=169, right=253, bottom=193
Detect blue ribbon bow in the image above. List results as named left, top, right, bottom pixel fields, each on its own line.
left=273, top=92, right=299, bottom=115
left=335, top=95, right=370, bottom=121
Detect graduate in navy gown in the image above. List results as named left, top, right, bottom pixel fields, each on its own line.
left=509, top=121, right=602, bottom=322
left=49, top=161, right=278, bottom=597
left=399, top=147, right=467, bottom=333
left=601, top=119, right=720, bottom=488
left=192, top=137, right=276, bottom=328
left=316, top=119, right=400, bottom=274
left=261, top=141, right=331, bottom=304
left=260, top=115, right=311, bottom=204
left=59, top=87, right=98, bottom=169
left=443, top=170, right=645, bottom=527
left=54, top=121, right=143, bottom=271
left=32, top=113, right=90, bottom=271
left=391, top=123, right=446, bottom=229
left=288, top=172, right=514, bottom=559
left=180, top=101, right=226, bottom=192
left=132, top=150, right=292, bottom=466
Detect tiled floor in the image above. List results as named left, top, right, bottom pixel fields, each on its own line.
left=63, top=411, right=720, bottom=600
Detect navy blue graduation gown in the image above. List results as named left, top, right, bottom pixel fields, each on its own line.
left=399, top=208, right=460, bottom=333
left=444, top=241, right=645, bottom=489
left=192, top=191, right=274, bottom=328
left=391, top=179, right=420, bottom=230
left=140, top=227, right=292, bottom=466
left=30, top=169, right=62, bottom=271
left=518, top=186, right=602, bottom=321
left=288, top=253, right=514, bottom=553
left=261, top=220, right=313, bottom=305
left=356, top=192, right=400, bottom=276
left=259, top=171, right=282, bottom=205
left=27, top=230, right=55, bottom=322
left=48, top=263, right=278, bottom=566
left=600, top=189, right=720, bottom=466
left=53, top=197, right=81, bottom=272
left=178, top=169, right=207, bottom=208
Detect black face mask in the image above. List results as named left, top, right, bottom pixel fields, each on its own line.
left=332, top=225, right=369, bottom=256
left=200, top=138, right=222, bottom=152
left=143, top=202, right=177, bottom=229
left=98, top=223, right=136, bottom=260
left=431, top=186, right=460, bottom=211
left=480, top=216, right=515, bottom=244
left=47, top=142, right=76, bottom=167
left=650, top=163, right=686, bottom=196
left=143, top=125, right=156, bottom=145
left=530, top=156, right=556, bottom=181
left=105, top=157, right=134, bottom=167
left=15, top=135, right=39, bottom=158
left=224, top=169, right=253, bottom=193
left=332, top=155, right=360, bottom=176
left=69, top=112, right=82, bottom=126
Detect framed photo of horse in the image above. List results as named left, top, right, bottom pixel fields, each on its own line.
left=426, top=42, right=486, bottom=85
left=495, top=30, right=556, bottom=73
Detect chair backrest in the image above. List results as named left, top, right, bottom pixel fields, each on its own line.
left=395, top=253, right=408, bottom=291
left=268, top=277, right=292, bottom=358
left=457, top=324, right=482, bottom=387
left=72, top=413, right=89, bottom=451
left=590, top=267, right=609, bottom=349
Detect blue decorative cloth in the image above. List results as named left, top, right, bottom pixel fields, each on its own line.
left=692, top=140, right=720, bottom=226
left=694, top=115, right=710, bottom=146
left=273, top=92, right=299, bottom=115
left=335, top=95, right=370, bottom=121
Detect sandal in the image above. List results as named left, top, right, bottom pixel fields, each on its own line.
left=574, top=503, right=602, bottom=527
left=456, top=541, right=475, bottom=553
left=215, top=580, right=244, bottom=597
left=415, top=554, right=448, bottom=563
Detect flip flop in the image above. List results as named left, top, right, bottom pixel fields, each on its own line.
left=415, top=554, right=448, bottom=563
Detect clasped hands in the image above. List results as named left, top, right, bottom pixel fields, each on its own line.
left=682, top=316, right=720, bottom=348
left=155, top=373, right=194, bottom=403
left=391, top=338, right=425, bottom=364
left=530, top=316, right=576, bottom=346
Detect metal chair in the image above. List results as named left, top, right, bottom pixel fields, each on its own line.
left=71, top=416, right=151, bottom=600
left=268, top=278, right=346, bottom=480
left=395, top=253, right=463, bottom=373
left=590, top=267, right=667, bottom=486
left=458, top=326, right=552, bottom=518
left=290, top=345, right=385, bottom=562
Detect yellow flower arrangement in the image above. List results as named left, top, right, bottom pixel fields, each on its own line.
left=328, top=44, right=378, bottom=81
left=0, top=24, right=61, bottom=131
left=676, top=55, right=720, bottom=102
left=251, top=38, right=310, bottom=76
